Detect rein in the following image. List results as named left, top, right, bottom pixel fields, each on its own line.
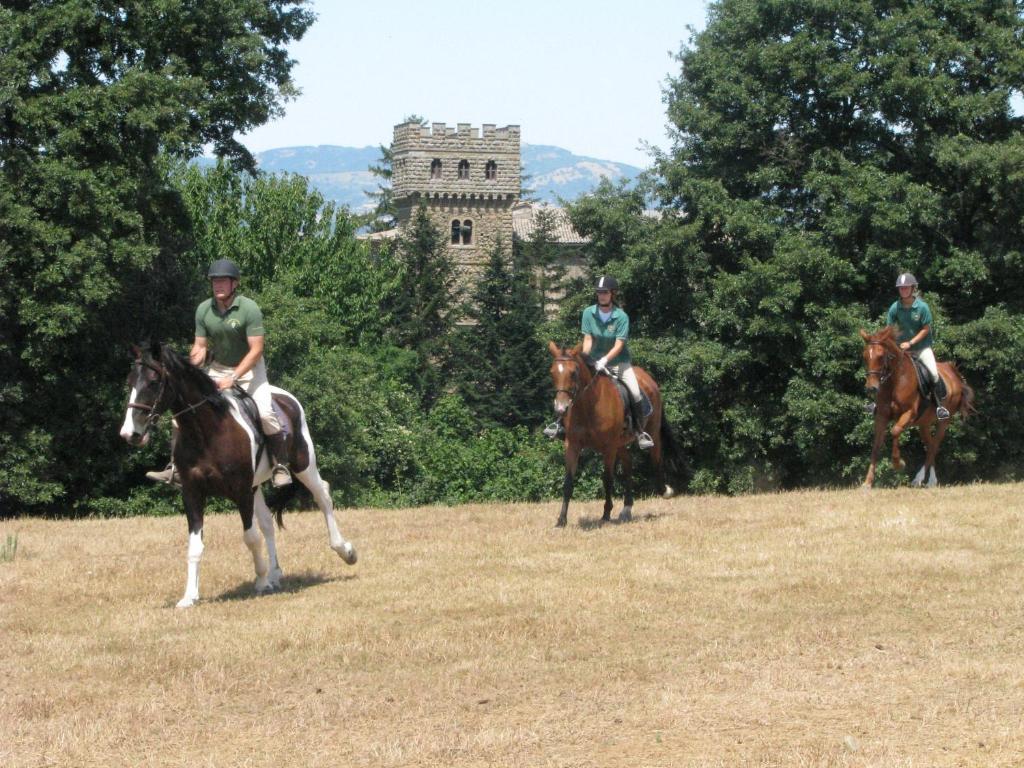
left=866, top=341, right=899, bottom=385
left=554, top=355, right=608, bottom=412
left=127, top=359, right=221, bottom=434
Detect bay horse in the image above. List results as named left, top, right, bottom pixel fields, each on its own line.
left=859, top=326, right=976, bottom=489
left=119, top=342, right=356, bottom=607
left=547, top=342, right=681, bottom=527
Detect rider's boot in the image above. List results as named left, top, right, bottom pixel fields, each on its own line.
left=146, top=463, right=182, bottom=487
left=933, top=376, right=950, bottom=420
left=629, top=398, right=654, bottom=450
left=543, top=419, right=565, bottom=439
left=267, top=431, right=292, bottom=487
left=146, top=430, right=181, bottom=487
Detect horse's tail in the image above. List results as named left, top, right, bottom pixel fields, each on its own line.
left=263, top=484, right=295, bottom=528
left=659, top=411, right=686, bottom=480
left=953, top=364, right=978, bottom=421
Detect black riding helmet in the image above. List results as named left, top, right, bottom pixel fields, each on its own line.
left=208, top=259, right=241, bottom=280
left=595, top=275, right=619, bottom=292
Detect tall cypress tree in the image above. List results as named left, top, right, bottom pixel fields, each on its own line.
left=451, top=236, right=548, bottom=428
left=386, top=204, right=460, bottom=402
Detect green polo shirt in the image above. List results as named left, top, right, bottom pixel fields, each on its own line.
left=581, top=304, right=632, bottom=366
left=886, top=297, right=933, bottom=351
left=195, top=294, right=265, bottom=367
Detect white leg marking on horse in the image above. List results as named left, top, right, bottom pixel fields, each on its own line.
left=927, top=468, right=938, bottom=488
left=177, top=531, right=204, bottom=609
left=243, top=524, right=270, bottom=593
left=912, top=465, right=926, bottom=487
left=296, top=467, right=356, bottom=565
left=662, top=485, right=675, bottom=499
left=253, top=489, right=282, bottom=588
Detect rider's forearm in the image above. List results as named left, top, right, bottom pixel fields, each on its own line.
left=232, top=337, right=265, bottom=379
left=582, top=335, right=593, bottom=355
left=602, top=339, right=625, bottom=362
left=907, top=325, right=930, bottom=347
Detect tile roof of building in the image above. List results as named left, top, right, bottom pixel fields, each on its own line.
left=511, top=202, right=590, bottom=245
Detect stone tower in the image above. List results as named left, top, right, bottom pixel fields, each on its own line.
left=391, top=121, right=521, bottom=273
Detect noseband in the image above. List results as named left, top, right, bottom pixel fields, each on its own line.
left=866, top=341, right=897, bottom=385
left=127, top=359, right=219, bottom=436
left=553, top=355, right=603, bottom=407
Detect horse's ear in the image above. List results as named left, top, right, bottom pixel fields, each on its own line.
left=570, top=343, right=582, bottom=357
left=547, top=341, right=561, bottom=358
left=859, top=329, right=870, bottom=341
left=129, top=343, right=141, bottom=359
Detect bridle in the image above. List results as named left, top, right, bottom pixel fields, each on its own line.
left=127, top=358, right=219, bottom=436
left=865, top=341, right=898, bottom=385
left=552, top=354, right=604, bottom=411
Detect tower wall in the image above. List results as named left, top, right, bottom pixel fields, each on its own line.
left=392, top=121, right=521, bottom=273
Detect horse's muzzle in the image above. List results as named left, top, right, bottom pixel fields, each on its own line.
left=865, top=385, right=879, bottom=397
left=553, top=399, right=569, bottom=417
left=124, top=431, right=149, bottom=447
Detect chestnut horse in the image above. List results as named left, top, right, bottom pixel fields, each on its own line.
left=547, top=342, right=681, bottom=527
left=120, top=343, right=356, bottom=607
left=859, top=327, right=976, bottom=489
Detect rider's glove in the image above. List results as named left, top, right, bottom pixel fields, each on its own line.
left=595, top=357, right=609, bottom=373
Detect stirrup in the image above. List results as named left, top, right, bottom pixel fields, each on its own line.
left=543, top=421, right=564, bottom=439
left=636, top=431, right=654, bottom=450
left=271, top=464, right=292, bottom=488
left=935, top=405, right=950, bottom=421
left=145, top=464, right=181, bottom=488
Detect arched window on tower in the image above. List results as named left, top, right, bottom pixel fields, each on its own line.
left=430, top=159, right=442, bottom=179
left=458, top=159, right=470, bottom=180
left=461, top=219, right=473, bottom=245
left=485, top=160, right=497, bottom=180
left=451, top=219, right=461, bottom=244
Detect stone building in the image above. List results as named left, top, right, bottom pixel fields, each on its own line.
left=391, top=120, right=521, bottom=274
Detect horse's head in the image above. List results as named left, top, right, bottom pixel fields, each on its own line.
left=547, top=341, right=590, bottom=417
left=120, top=342, right=172, bottom=446
left=859, top=326, right=899, bottom=396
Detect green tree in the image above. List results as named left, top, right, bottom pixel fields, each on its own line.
left=0, top=1, right=314, bottom=515
left=571, top=0, right=1024, bottom=491
left=385, top=204, right=460, bottom=401
left=451, top=236, right=548, bottom=428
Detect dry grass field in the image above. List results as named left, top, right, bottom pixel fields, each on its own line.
left=3, top=483, right=1024, bottom=767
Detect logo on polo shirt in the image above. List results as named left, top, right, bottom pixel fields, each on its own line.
left=228, top=318, right=241, bottom=330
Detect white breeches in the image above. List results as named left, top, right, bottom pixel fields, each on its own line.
left=612, top=362, right=643, bottom=403
left=208, top=359, right=281, bottom=434
left=917, top=347, right=939, bottom=383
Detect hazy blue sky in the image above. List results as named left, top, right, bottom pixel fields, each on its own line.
left=241, top=1, right=712, bottom=168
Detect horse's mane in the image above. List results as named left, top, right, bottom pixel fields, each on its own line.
left=156, top=343, right=232, bottom=416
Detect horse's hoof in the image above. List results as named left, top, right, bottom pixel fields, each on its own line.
left=619, top=507, right=632, bottom=523
left=662, top=486, right=675, bottom=499
left=555, top=518, right=567, bottom=528
left=176, top=596, right=197, bottom=609
left=334, top=542, right=357, bottom=565
left=861, top=484, right=873, bottom=493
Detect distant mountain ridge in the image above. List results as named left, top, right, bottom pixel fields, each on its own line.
left=235, top=143, right=643, bottom=210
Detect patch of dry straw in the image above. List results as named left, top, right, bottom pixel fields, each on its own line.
left=3, top=484, right=1024, bottom=767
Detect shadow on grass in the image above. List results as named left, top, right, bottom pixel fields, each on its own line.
left=213, top=570, right=358, bottom=603
left=575, top=510, right=666, bottom=531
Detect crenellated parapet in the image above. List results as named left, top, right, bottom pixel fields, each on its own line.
left=391, top=120, right=521, bottom=199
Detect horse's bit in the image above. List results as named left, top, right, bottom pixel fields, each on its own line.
left=127, top=360, right=218, bottom=436
left=865, top=341, right=896, bottom=385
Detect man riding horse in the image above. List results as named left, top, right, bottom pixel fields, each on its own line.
left=544, top=275, right=654, bottom=449
left=146, top=258, right=291, bottom=488
left=886, top=272, right=950, bottom=421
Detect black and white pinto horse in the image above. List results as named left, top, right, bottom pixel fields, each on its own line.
left=120, top=343, right=356, bottom=608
